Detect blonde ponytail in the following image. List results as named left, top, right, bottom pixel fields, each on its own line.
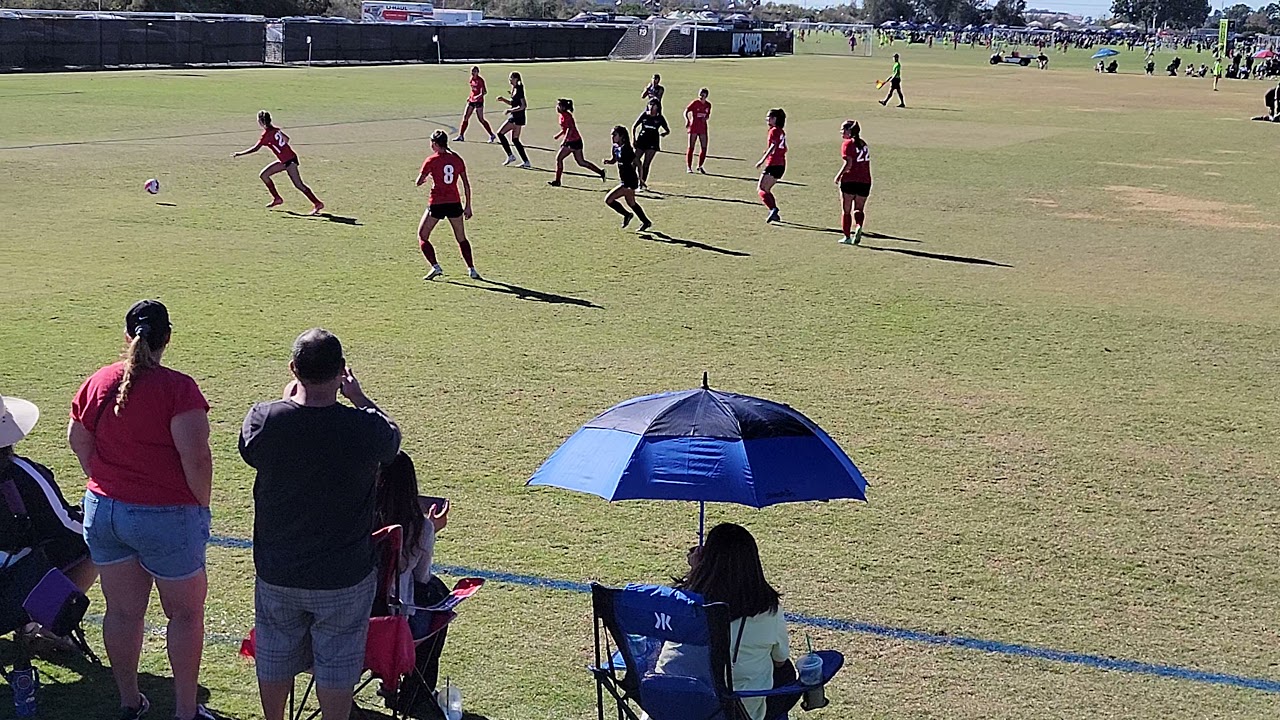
left=115, top=334, right=161, bottom=416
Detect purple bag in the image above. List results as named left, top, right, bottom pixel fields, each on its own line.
left=23, top=564, right=88, bottom=637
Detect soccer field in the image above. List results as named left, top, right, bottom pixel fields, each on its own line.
left=2, top=45, right=1279, bottom=719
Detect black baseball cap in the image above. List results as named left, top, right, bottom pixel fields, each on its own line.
left=125, top=300, right=171, bottom=342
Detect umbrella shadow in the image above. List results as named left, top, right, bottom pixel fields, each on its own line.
left=638, top=230, right=750, bottom=257
left=285, top=211, right=362, bottom=226
left=443, top=278, right=603, bottom=309
left=696, top=170, right=806, bottom=187
left=856, top=243, right=1012, bottom=267
left=780, top=221, right=923, bottom=243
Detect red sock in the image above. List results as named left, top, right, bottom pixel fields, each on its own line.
left=686, top=148, right=694, bottom=167
left=854, top=210, right=865, bottom=227
left=841, top=212, right=852, bottom=235
left=419, top=238, right=438, bottom=265
left=263, top=179, right=282, bottom=201
left=458, top=239, right=475, bottom=268
left=759, top=191, right=776, bottom=210
left=459, top=118, right=469, bottom=136
left=698, top=149, right=707, bottom=166
left=479, top=118, right=494, bottom=135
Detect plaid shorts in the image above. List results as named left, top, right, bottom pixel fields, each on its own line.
left=254, top=571, right=376, bottom=690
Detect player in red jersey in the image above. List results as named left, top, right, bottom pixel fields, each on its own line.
left=416, top=130, right=478, bottom=281
left=455, top=65, right=496, bottom=143
left=754, top=108, right=787, bottom=223
left=834, top=119, right=872, bottom=245
left=548, top=99, right=605, bottom=187
left=232, top=110, right=323, bottom=214
left=684, top=88, right=712, bottom=174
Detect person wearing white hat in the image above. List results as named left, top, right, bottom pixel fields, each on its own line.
left=1, top=395, right=97, bottom=621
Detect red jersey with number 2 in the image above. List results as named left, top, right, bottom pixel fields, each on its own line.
left=686, top=99, right=711, bottom=133
left=420, top=151, right=465, bottom=205
left=766, top=126, right=786, bottom=166
left=469, top=75, right=486, bottom=102
left=841, top=139, right=872, bottom=183
left=259, top=126, right=297, bottom=163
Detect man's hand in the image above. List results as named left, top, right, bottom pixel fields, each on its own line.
left=340, top=367, right=369, bottom=406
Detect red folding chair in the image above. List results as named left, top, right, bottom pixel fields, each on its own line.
left=241, top=524, right=484, bottom=720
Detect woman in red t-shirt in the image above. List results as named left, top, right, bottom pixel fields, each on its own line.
left=548, top=99, right=606, bottom=188
left=68, top=300, right=213, bottom=720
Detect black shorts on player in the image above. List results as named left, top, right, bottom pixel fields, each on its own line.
left=635, top=136, right=660, bottom=153
left=840, top=181, right=872, bottom=197
left=283, top=158, right=299, bottom=168
left=468, top=100, right=484, bottom=110
left=763, top=164, right=786, bottom=180
left=429, top=203, right=464, bottom=219
left=510, top=111, right=527, bottom=126
left=563, top=139, right=584, bottom=151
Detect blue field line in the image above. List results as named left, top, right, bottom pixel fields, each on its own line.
left=207, top=535, right=1280, bottom=694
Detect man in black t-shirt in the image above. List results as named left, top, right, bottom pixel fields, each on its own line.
left=240, top=329, right=400, bottom=720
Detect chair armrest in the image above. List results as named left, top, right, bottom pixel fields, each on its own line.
left=733, top=650, right=844, bottom=698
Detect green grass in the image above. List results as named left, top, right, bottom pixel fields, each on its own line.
left=1, top=45, right=1279, bottom=719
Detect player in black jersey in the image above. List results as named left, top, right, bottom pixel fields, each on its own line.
left=631, top=99, right=670, bottom=190
left=602, top=126, right=652, bottom=231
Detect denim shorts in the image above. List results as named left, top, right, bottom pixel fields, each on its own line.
left=82, top=491, right=211, bottom=581
left=254, top=571, right=376, bottom=690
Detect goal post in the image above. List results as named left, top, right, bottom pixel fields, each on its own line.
left=609, top=18, right=700, bottom=62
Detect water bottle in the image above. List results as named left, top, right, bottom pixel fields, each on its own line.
left=437, top=678, right=462, bottom=720
left=7, top=662, right=38, bottom=717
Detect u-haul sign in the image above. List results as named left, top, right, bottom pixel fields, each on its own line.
left=362, top=2, right=435, bottom=23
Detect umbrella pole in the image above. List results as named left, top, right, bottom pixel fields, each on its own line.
left=698, top=501, right=705, bottom=546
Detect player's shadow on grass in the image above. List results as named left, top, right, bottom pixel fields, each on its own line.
left=156, top=202, right=178, bottom=207
left=530, top=166, right=609, bottom=182
left=285, top=210, right=363, bottom=226
left=658, top=149, right=747, bottom=162
left=445, top=279, right=603, bottom=309
left=858, top=243, right=1011, bottom=268
left=696, top=171, right=806, bottom=187
left=780, top=221, right=923, bottom=243
left=638, top=230, right=750, bottom=257
left=644, top=190, right=759, bottom=207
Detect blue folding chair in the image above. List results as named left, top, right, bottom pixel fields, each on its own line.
left=590, top=583, right=843, bottom=720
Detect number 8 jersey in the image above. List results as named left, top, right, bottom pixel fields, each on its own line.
left=420, top=150, right=466, bottom=205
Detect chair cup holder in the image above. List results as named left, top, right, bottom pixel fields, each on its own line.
left=801, top=685, right=828, bottom=711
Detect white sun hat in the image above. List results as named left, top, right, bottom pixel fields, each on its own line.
left=0, top=395, right=39, bottom=447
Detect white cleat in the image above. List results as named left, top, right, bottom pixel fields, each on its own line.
left=520, top=161, right=532, bottom=169
left=503, top=155, right=517, bottom=166
left=424, top=267, right=444, bottom=281
left=468, top=268, right=481, bottom=279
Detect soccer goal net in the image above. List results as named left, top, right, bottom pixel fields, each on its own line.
left=609, top=18, right=700, bottom=62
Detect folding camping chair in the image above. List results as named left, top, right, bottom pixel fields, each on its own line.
left=590, top=583, right=843, bottom=720
left=0, top=472, right=99, bottom=665
left=240, top=524, right=484, bottom=720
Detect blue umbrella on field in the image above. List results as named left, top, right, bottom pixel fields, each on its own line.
left=526, top=374, right=868, bottom=543
left=1092, top=47, right=1120, bottom=58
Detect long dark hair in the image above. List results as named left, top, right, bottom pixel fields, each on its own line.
left=611, top=125, right=632, bottom=150
left=375, top=452, right=425, bottom=569
left=676, top=523, right=780, bottom=620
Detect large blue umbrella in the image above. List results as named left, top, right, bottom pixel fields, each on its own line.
left=1092, top=47, right=1119, bottom=58
left=527, top=375, right=868, bottom=541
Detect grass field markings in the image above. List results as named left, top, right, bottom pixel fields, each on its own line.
left=196, top=536, right=1280, bottom=694
left=1098, top=162, right=1174, bottom=170
left=637, top=231, right=750, bottom=257
left=0, top=91, right=85, bottom=99
left=440, top=278, right=603, bottom=309
left=1103, top=185, right=1278, bottom=231
left=283, top=211, right=362, bottom=225
left=859, top=244, right=1013, bottom=268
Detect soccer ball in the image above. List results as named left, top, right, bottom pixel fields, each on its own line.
left=144, top=178, right=160, bottom=195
